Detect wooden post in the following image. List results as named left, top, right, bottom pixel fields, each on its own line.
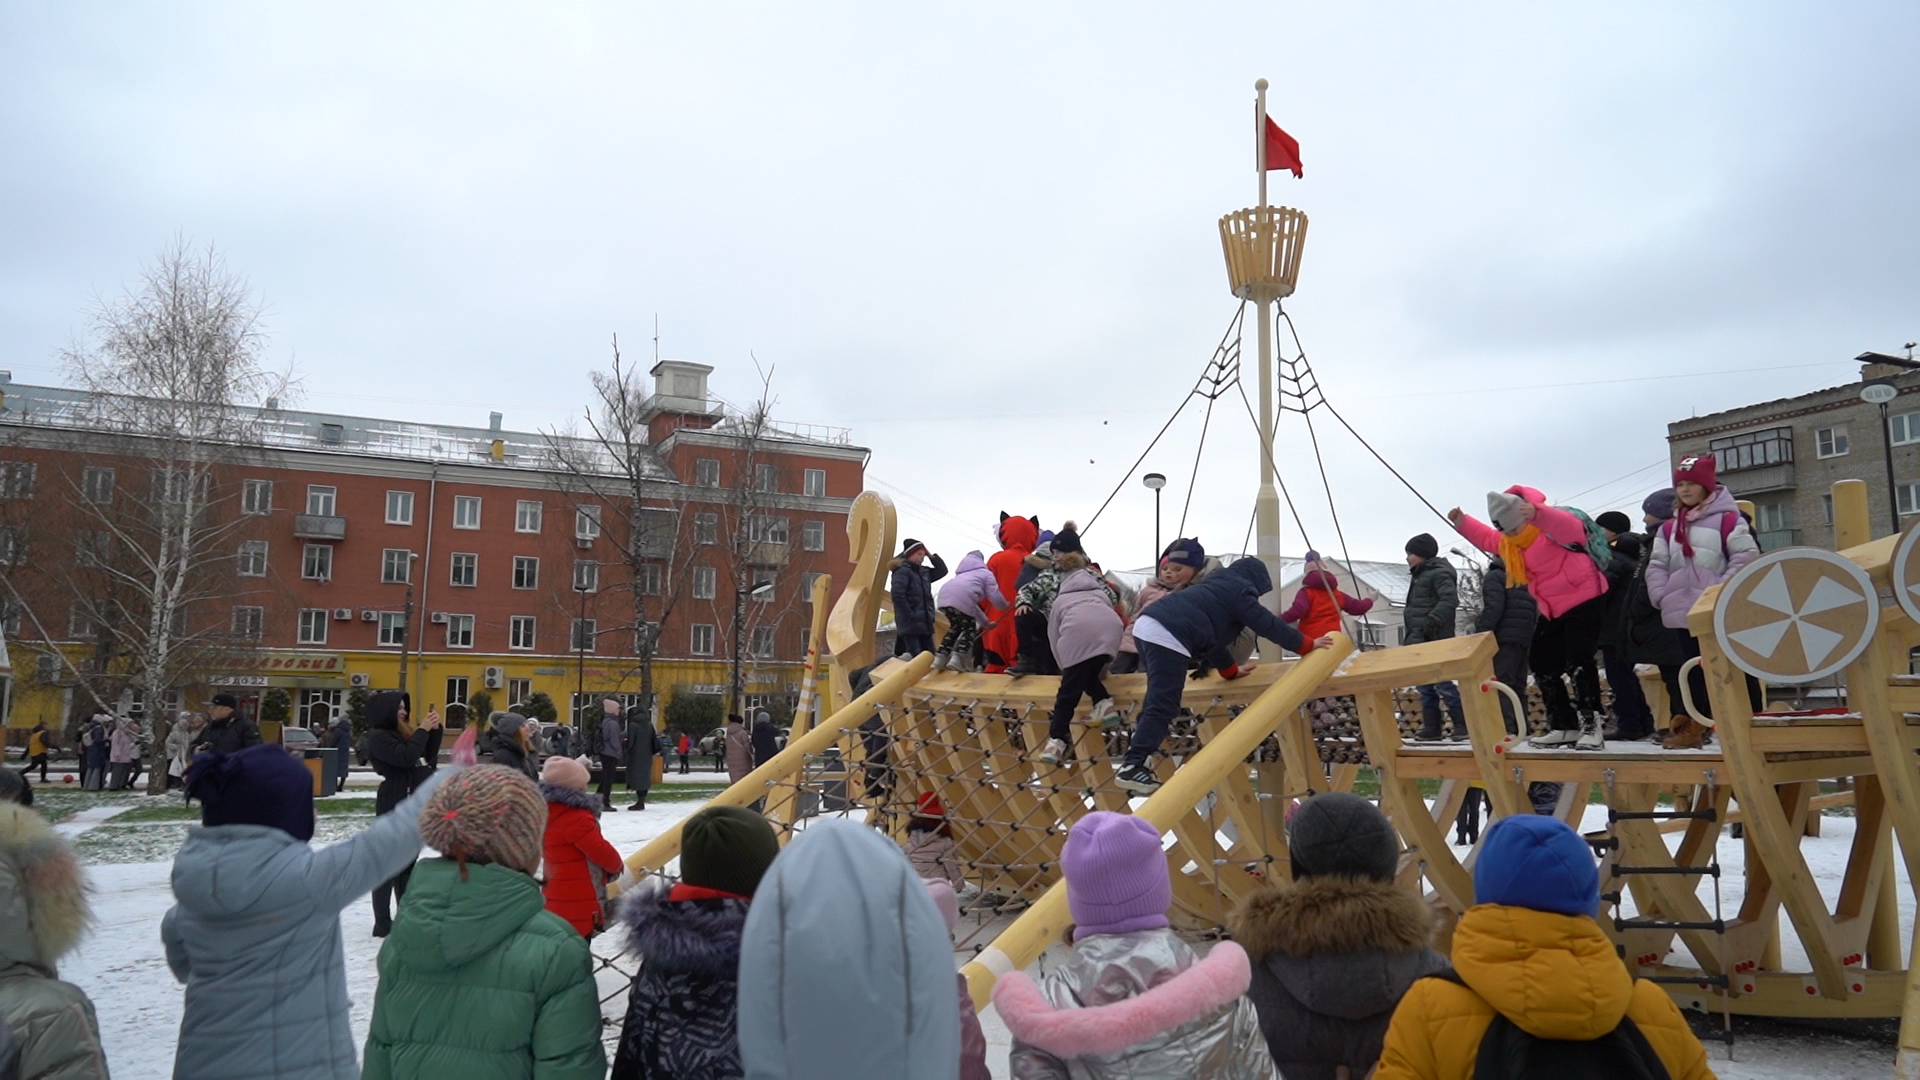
left=790, top=573, right=832, bottom=738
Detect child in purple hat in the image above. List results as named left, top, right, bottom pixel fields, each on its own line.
left=993, top=811, right=1278, bottom=1075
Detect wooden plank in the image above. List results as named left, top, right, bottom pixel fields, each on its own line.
left=1851, top=633, right=1920, bottom=894
left=1356, top=689, right=1474, bottom=914
left=1750, top=725, right=1872, bottom=754
left=1311, top=632, right=1499, bottom=696
left=1459, top=674, right=1527, bottom=819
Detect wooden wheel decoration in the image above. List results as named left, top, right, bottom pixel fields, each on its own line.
left=1890, top=517, right=1920, bottom=628
left=1712, top=548, right=1878, bottom=684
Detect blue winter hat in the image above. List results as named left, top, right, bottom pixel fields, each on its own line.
left=1160, top=537, right=1205, bottom=570
left=188, top=744, right=316, bottom=842
left=1474, top=814, right=1598, bottom=917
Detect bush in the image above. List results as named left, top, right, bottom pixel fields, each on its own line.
left=664, top=693, right=724, bottom=739
left=521, top=691, right=559, bottom=724
left=347, top=686, right=372, bottom=740
left=468, top=689, right=495, bottom=722
left=261, top=687, right=292, bottom=726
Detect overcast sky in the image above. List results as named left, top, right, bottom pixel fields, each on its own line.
left=2, top=3, right=1915, bottom=574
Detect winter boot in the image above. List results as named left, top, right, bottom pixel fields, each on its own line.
left=1662, top=715, right=1706, bottom=750
left=1529, top=727, right=1581, bottom=749
left=951, top=649, right=977, bottom=674
left=1413, top=702, right=1446, bottom=742
left=1445, top=703, right=1469, bottom=741
left=1575, top=712, right=1605, bottom=751
left=931, top=651, right=951, bottom=673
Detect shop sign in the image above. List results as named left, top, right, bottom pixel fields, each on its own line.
left=258, top=653, right=345, bottom=673
left=534, top=667, right=567, bottom=676
left=212, top=675, right=271, bottom=687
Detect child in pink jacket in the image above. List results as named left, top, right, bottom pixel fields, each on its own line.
left=1450, top=486, right=1609, bottom=751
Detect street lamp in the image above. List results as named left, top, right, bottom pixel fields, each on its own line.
left=1862, top=378, right=1901, bottom=536
left=574, top=582, right=594, bottom=725
left=1142, top=473, right=1166, bottom=565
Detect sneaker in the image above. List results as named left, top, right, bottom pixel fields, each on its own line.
left=1089, top=699, right=1121, bottom=730
left=1575, top=723, right=1605, bottom=751
left=950, top=650, right=977, bottom=674
left=1006, top=660, right=1040, bottom=678
left=1115, top=764, right=1162, bottom=795
left=931, top=651, right=951, bottom=673
left=1529, top=728, right=1580, bottom=748
left=1038, top=738, right=1072, bottom=765
left=1411, top=730, right=1446, bottom=743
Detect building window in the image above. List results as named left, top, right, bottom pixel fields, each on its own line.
left=0, top=527, right=23, bottom=565
left=804, top=468, right=826, bottom=497
left=232, top=606, right=264, bottom=641
left=385, top=490, right=414, bottom=525
left=515, top=499, right=543, bottom=533
left=1706, top=427, right=1793, bottom=471
left=802, top=520, right=826, bottom=551
left=297, top=609, right=329, bottom=645
left=448, top=552, right=477, bottom=587
left=453, top=495, right=481, bottom=529
left=446, top=614, right=475, bottom=649
left=1356, top=621, right=1387, bottom=649
left=573, top=561, right=599, bottom=593
left=1756, top=502, right=1793, bottom=532
left=803, top=571, right=826, bottom=602
left=754, top=463, right=778, bottom=493
left=306, top=485, right=337, bottom=516
left=74, top=531, right=110, bottom=567
left=238, top=540, right=269, bottom=577
left=0, top=603, right=18, bottom=637
left=242, top=478, right=273, bottom=515
left=510, top=616, right=536, bottom=650
left=69, top=604, right=94, bottom=640
left=571, top=619, right=597, bottom=653
left=800, top=628, right=811, bottom=657
left=691, top=623, right=716, bottom=656
left=693, top=566, right=717, bottom=600
left=507, top=677, right=532, bottom=703
left=637, top=622, right=659, bottom=653
left=1894, top=412, right=1920, bottom=447
left=82, top=467, right=115, bottom=505
left=749, top=515, right=789, bottom=544
left=637, top=562, right=663, bottom=596
left=302, top=543, right=333, bottom=581
left=695, top=459, right=720, bottom=487
left=695, top=513, right=718, bottom=545
left=753, top=571, right=776, bottom=602
left=512, top=556, right=538, bottom=590
left=377, top=611, right=407, bottom=646
left=1816, top=425, right=1849, bottom=459
left=575, top=505, right=602, bottom=539
left=446, top=677, right=469, bottom=707
left=749, top=625, right=776, bottom=659
left=1900, top=483, right=1920, bottom=516
left=1822, top=494, right=1835, bottom=524
left=0, top=462, right=36, bottom=500
left=381, top=548, right=413, bottom=584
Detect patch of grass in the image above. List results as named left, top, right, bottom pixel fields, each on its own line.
left=645, top=786, right=727, bottom=802
left=113, top=798, right=378, bottom=823
left=24, top=788, right=150, bottom=825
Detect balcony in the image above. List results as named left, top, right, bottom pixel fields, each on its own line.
left=1724, top=463, right=1795, bottom=496
left=293, top=514, right=347, bottom=540
left=747, top=541, right=790, bottom=567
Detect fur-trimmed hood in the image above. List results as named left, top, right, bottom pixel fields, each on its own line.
left=994, top=937, right=1254, bottom=1060
left=618, top=875, right=749, bottom=981
left=0, top=803, right=92, bottom=974
left=540, top=782, right=601, bottom=817
left=1230, top=876, right=1447, bottom=1024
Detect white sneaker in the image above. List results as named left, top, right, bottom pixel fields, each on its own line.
left=1089, top=698, right=1121, bottom=730
left=1529, top=729, right=1580, bottom=748
left=1038, top=738, right=1072, bottom=765
left=1575, top=718, right=1605, bottom=751
left=931, top=651, right=951, bottom=672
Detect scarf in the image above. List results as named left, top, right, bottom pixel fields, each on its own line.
left=1499, top=524, right=1541, bottom=587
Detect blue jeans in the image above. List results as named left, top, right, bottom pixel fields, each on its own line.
left=1124, top=641, right=1190, bottom=768
left=1417, top=680, right=1461, bottom=714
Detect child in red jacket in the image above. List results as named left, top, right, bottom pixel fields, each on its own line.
left=539, top=755, right=626, bottom=936
left=1280, top=551, right=1375, bottom=652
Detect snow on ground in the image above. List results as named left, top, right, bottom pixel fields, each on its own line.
left=49, top=784, right=1905, bottom=1080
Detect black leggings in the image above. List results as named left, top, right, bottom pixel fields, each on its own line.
left=373, top=861, right=413, bottom=925
left=1659, top=632, right=1761, bottom=721
left=1531, top=596, right=1604, bottom=731
left=597, top=754, right=620, bottom=803
left=1048, top=656, right=1112, bottom=742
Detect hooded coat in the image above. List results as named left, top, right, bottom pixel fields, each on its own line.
left=984, top=516, right=1039, bottom=664
left=363, top=692, right=441, bottom=816
left=1049, top=568, right=1125, bottom=670
left=1454, top=486, right=1608, bottom=621
left=1400, top=558, right=1457, bottom=645
left=1280, top=568, right=1375, bottom=646
left=0, top=803, right=109, bottom=1080
left=1474, top=557, right=1538, bottom=649
left=1645, top=485, right=1759, bottom=631
left=162, top=770, right=453, bottom=1080
left=1228, top=877, right=1448, bottom=1080
left=1597, top=532, right=1645, bottom=650
left=936, top=550, right=999, bottom=618
left=889, top=551, right=947, bottom=638
left=108, top=720, right=138, bottom=765
left=611, top=877, right=752, bottom=1080
left=1374, top=904, right=1713, bottom=1080
left=540, top=784, right=624, bottom=937
left=623, top=712, right=659, bottom=794
left=737, top=820, right=960, bottom=1079
left=750, top=715, right=780, bottom=768
left=994, top=930, right=1279, bottom=1079
left=490, top=733, right=537, bottom=781
left=724, top=720, right=753, bottom=783
left=362, top=858, right=605, bottom=1080
left=1135, top=558, right=1305, bottom=672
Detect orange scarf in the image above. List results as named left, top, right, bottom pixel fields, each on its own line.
left=1500, top=525, right=1540, bottom=587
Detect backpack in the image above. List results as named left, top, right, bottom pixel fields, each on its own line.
left=1554, top=506, right=1616, bottom=577
left=1425, top=970, right=1672, bottom=1080
left=1658, top=510, right=1739, bottom=560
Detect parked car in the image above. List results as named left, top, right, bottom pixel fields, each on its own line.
left=280, top=725, right=319, bottom=754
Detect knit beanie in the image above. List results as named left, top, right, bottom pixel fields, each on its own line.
left=189, top=744, right=316, bottom=842
left=1404, top=533, right=1439, bottom=560
left=1486, top=491, right=1531, bottom=535
left=0, top=766, right=31, bottom=807
left=1642, top=488, right=1676, bottom=523
left=1673, top=453, right=1717, bottom=491
left=540, top=755, right=591, bottom=792
left=419, top=765, right=546, bottom=876
left=602, top=698, right=622, bottom=716
left=680, top=805, right=780, bottom=898
left=925, top=879, right=960, bottom=935
left=1474, top=814, right=1599, bottom=917
left=1063, top=811, right=1171, bottom=939
left=1161, top=537, right=1206, bottom=570
left=1052, top=524, right=1084, bottom=556
left=1288, top=792, right=1399, bottom=883
left=1302, top=549, right=1323, bottom=566
left=898, top=538, right=927, bottom=560
left=1594, top=511, right=1633, bottom=536
left=490, top=711, right=529, bottom=739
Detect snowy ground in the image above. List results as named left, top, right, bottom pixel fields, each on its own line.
left=45, top=785, right=1904, bottom=1079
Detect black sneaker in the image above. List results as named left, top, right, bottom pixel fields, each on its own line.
left=371, top=920, right=391, bottom=939
left=1005, top=660, right=1041, bottom=678
left=1115, top=764, right=1161, bottom=795
left=1411, top=731, right=1445, bottom=743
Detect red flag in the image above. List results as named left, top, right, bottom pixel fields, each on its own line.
left=1264, top=116, right=1302, bottom=178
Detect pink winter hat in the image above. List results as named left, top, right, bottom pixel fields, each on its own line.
left=540, top=755, right=591, bottom=792
left=1062, top=811, right=1171, bottom=940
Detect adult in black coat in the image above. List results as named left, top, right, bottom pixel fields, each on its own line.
left=888, top=539, right=947, bottom=658
left=362, top=691, right=442, bottom=936
left=194, top=694, right=261, bottom=756
left=750, top=710, right=781, bottom=769
left=1594, top=513, right=1657, bottom=741
left=327, top=715, right=353, bottom=794
left=624, top=707, right=660, bottom=811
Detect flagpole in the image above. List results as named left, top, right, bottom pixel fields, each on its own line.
left=1251, top=76, right=1282, bottom=612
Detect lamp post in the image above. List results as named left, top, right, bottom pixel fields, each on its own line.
left=574, top=582, right=592, bottom=725
left=1862, top=379, right=1901, bottom=536
left=396, top=551, right=420, bottom=696
left=1142, top=473, right=1166, bottom=565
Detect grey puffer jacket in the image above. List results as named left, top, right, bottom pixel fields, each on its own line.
left=1227, top=876, right=1447, bottom=1080
left=1401, top=557, right=1458, bottom=645
left=0, top=804, right=109, bottom=1080
left=995, top=928, right=1278, bottom=1079
left=162, top=769, right=454, bottom=1080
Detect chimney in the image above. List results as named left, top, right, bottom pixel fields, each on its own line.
left=488, top=411, right=503, bottom=433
